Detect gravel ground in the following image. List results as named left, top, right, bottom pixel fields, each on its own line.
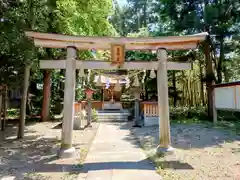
left=0, top=120, right=99, bottom=180
left=132, top=123, right=240, bottom=180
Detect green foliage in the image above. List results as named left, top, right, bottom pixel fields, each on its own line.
left=170, top=106, right=208, bottom=121
left=1, top=0, right=118, bottom=116
left=7, top=108, right=19, bottom=118
left=110, top=0, right=158, bottom=35
left=217, top=110, right=240, bottom=122
left=56, top=0, right=116, bottom=36
left=76, top=87, right=85, bottom=101
left=91, top=109, right=98, bottom=122
left=158, top=0, right=240, bottom=83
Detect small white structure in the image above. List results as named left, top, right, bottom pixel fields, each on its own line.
left=142, top=102, right=160, bottom=126
left=213, top=82, right=240, bottom=123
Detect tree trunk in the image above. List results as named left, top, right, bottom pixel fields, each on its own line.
left=172, top=71, right=177, bottom=107
left=144, top=70, right=149, bottom=100
left=193, top=81, right=197, bottom=106
left=143, top=2, right=147, bottom=27
left=181, top=83, right=185, bottom=106
left=181, top=72, right=186, bottom=106
left=1, top=87, right=7, bottom=131
left=75, top=69, right=79, bottom=101
left=137, top=12, right=141, bottom=30
left=17, top=65, right=30, bottom=139
left=217, top=35, right=224, bottom=83
left=204, top=40, right=214, bottom=119
left=223, top=66, right=230, bottom=82
left=187, top=73, right=192, bottom=107
left=59, top=69, right=65, bottom=99
left=0, top=89, right=2, bottom=129
left=199, top=61, right=205, bottom=105
left=41, top=70, right=51, bottom=122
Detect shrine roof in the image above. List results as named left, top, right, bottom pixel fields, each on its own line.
left=25, top=31, right=208, bottom=50
left=211, top=81, right=240, bottom=89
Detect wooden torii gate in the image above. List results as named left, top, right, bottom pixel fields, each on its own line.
left=25, top=31, right=208, bottom=158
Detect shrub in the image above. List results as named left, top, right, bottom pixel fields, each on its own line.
left=92, top=109, right=98, bottom=122
left=7, top=108, right=19, bottom=118
left=170, top=106, right=208, bottom=121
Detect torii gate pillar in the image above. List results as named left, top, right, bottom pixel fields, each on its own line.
left=58, top=46, right=77, bottom=158
left=156, top=48, right=174, bottom=154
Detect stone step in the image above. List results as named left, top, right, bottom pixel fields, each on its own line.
left=97, top=112, right=130, bottom=115
left=98, top=119, right=128, bottom=122
left=97, top=114, right=129, bottom=117
left=96, top=109, right=130, bottom=122
left=97, top=115, right=128, bottom=120
left=97, top=111, right=129, bottom=114
left=97, top=115, right=129, bottom=122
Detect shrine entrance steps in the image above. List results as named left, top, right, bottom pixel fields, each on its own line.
left=96, top=109, right=130, bottom=122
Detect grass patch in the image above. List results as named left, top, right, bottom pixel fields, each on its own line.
left=171, top=117, right=203, bottom=125
left=137, top=132, right=180, bottom=179
left=79, top=147, right=88, bottom=164
left=63, top=172, right=80, bottom=180
left=92, top=109, right=98, bottom=122
left=147, top=153, right=182, bottom=180
left=214, top=121, right=240, bottom=135
left=64, top=148, right=87, bottom=178
left=24, top=172, right=51, bottom=180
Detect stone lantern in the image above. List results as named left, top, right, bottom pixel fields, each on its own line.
left=131, top=87, right=142, bottom=127
left=133, top=87, right=141, bottom=100
left=85, top=88, right=94, bottom=100
left=85, top=88, right=95, bottom=126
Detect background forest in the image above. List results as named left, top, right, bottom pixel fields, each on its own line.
left=0, top=0, right=240, bottom=123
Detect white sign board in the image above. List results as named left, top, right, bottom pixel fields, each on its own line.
left=215, top=85, right=240, bottom=110
left=235, top=86, right=240, bottom=109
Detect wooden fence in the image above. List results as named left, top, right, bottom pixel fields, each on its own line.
left=74, top=100, right=160, bottom=126
left=142, top=102, right=158, bottom=117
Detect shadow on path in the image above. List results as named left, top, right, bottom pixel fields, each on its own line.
left=0, top=121, right=99, bottom=179
left=155, top=160, right=194, bottom=170
left=13, top=159, right=155, bottom=174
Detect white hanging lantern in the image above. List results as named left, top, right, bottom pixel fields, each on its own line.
left=87, top=69, right=91, bottom=82
left=142, top=70, right=146, bottom=83
left=79, top=68, right=85, bottom=77
left=125, top=76, right=130, bottom=88
left=114, top=79, right=122, bottom=91
left=133, top=75, right=140, bottom=87
left=96, top=75, right=102, bottom=86
left=150, top=69, right=156, bottom=79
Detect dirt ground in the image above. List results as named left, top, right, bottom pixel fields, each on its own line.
left=0, top=120, right=99, bottom=180
left=132, top=122, right=240, bottom=180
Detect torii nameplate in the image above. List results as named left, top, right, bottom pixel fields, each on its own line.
left=111, top=44, right=125, bottom=67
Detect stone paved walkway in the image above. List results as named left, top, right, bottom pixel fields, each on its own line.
left=78, top=123, right=161, bottom=180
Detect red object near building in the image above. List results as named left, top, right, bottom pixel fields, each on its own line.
left=85, top=88, right=94, bottom=100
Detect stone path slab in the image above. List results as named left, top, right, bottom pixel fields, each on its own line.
left=78, top=123, right=161, bottom=180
